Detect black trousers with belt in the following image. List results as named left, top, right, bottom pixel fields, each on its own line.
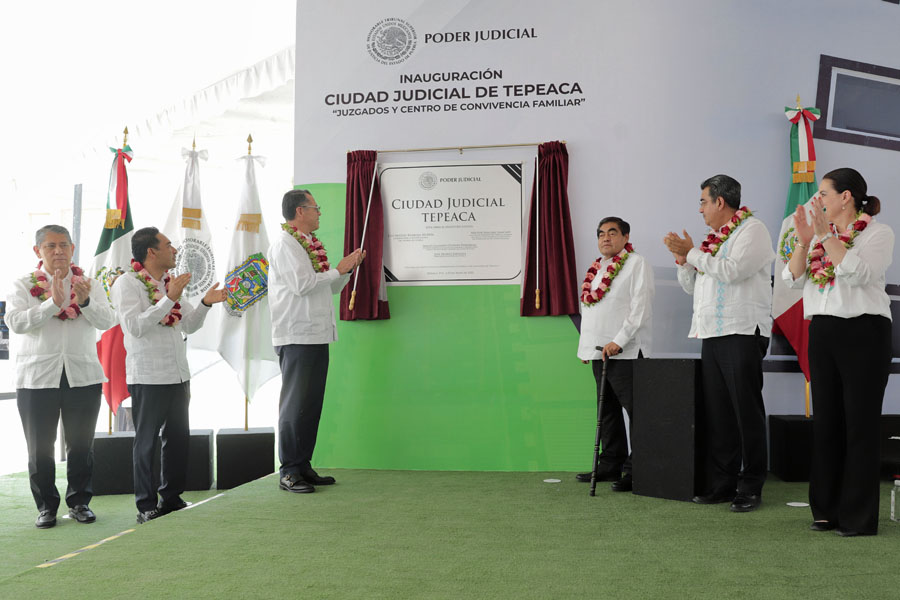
left=592, top=358, right=635, bottom=476
left=700, top=331, right=769, bottom=496
left=17, top=370, right=102, bottom=513
left=808, top=314, right=892, bottom=534
left=129, top=382, right=191, bottom=513
left=276, top=344, right=329, bottom=478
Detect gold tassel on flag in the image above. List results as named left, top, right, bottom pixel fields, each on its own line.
left=237, top=213, right=261, bottom=233
left=104, top=209, right=123, bottom=229
left=182, top=207, right=202, bottom=230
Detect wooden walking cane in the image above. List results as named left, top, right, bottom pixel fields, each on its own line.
left=348, top=160, right=378, bottom=311
left=590, top=359, right=609, bottom=497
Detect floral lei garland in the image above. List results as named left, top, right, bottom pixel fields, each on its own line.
left=700, top=206, right=753, bottom=256
left=807, top=212, right=871, bottom=291
left=130, top=259, right=182, bottom=326
left=581, top=244, right=634, bottom=306
left=282, top=223, right=330, bottom=272
left=29, top=262, right=84, bottom=320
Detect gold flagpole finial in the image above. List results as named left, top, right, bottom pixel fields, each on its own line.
left=796, top=94, right=802, bottom=110
left=247, top=134, right=253, bottom=155
left=192, top=135, right=196, bottom=151
left=122, top=126, right=128, bottom=149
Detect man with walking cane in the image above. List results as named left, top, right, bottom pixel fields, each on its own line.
left=575, top=217, right=654, bottom=492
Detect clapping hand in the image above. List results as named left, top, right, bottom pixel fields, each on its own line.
left=202, top=282, right=227, bottom=305
left=51, top=270, right=67, bottom=307
left=73, top=278, right=92, bottom=305
left=167, top=273, right=192, bottom=301
left=663, top=230, right=694, bottom=264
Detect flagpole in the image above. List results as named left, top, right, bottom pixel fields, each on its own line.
left=107, top=126, right=130, bottom=436
left=349, top=159, right=379, bottom=311
left=534, top=155, right=541, bottom=309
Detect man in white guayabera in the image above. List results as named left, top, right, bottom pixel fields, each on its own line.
left=7, top=224, right=117, bottom=529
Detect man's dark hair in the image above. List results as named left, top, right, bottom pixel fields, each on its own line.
left=701, top=174, right=741, bottom=209
left=35, top=224, right=73, bottom=246
left=597, top=216, right=630, bottom=237
left=132, top=227, right=161, bottom=263
left=282, top=189, right=312, bottom=221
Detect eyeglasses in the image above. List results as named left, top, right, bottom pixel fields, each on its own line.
left=40, top=242, right=72, bottom=251
left=300, top=204, right=322, bottom=214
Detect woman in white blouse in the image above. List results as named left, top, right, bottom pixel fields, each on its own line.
left=786, top=167, right=894, bottom=537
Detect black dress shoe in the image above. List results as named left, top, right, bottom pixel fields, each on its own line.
left=35, top=510, right=57, bottom=529
left=137, top=509, right=161, bottom=524
left=575, top=470, right=620, bottom=483
left=280, top=474, right=315, bottom=493
left=810, top=520, right=837, bottom=532
left=158, top=497, right=189, bottom=516
left=301, top=469, right=336, bottom=486
left=68, top=505, right=96, bottom=523
left=836, top=528, right=874, bottom=537
left=692, top=489, right=736, bottom=504
left=729, top=494, right=761, bottom=512
left=611, top=475, right=633, bottom=492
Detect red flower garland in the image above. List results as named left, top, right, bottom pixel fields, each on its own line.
left=807, top=212, right=871, bottom=290
left=699, top=206, right=753, bottom=256
left=282, top=223, right=330, bottom=272
left=29, top=262, right=84, bottom=320
left=130, top=259, right=183, bottom=326
left=580, top=244, right=634, bottom=306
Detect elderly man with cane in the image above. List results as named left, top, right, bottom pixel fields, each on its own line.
left=576, top=216, right=654, bottom=493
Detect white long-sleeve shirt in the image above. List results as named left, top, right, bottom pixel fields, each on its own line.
left=268, top=229, right=351, bottom=346
left=677, top=216, right=775, bottom=339
left=110, top=271, right=211, bottom=384
left=577, top=253, right=654, bottom=361
left=7, top=269, right=117, bottom=389
left=782, top=220, right=893, bottom=320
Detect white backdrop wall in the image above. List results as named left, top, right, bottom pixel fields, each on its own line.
left=295, top=0, right=900, bottom=415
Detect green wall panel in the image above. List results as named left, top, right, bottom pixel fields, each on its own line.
left=297, top=183, right=595, bottom=471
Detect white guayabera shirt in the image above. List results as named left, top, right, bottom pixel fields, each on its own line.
left=7, top=271, right=117, bottom=389
left=677, top=217, right=775, bottom=339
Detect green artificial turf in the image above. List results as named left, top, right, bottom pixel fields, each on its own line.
left=1, top=470, right=897, bottom=599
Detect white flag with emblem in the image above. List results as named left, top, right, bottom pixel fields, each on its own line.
left=163, top=146, right=219, bottom=350
left=216, top=154, right=279, bottom=400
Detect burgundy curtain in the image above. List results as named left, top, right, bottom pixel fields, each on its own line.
left=520, top=141, right=579, bottom=316
left=340, top=150, right=390, bottom=320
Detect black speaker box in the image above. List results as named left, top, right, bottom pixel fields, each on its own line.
left=768, top=415, right=814, bottom=482
left=216, top=427, right=276, bottom=489
left=92, top=429, right=213, bottom=495
left=632, top=358, right=702, bottom=501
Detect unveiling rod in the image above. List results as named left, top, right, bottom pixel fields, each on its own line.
left=349, top=160, right=379, bottom=311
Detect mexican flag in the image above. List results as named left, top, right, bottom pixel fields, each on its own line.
left=771, top=106, right=820, bottom=381
left=216, top=154, right=278, bottom=400
left=163, top=146, right=219, bottom=350
left=91, top=145, right=135, bottom=414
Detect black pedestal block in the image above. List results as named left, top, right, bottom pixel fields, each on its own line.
left=92, top=429, right=213, bottom=495
left=216, top=427, right=276, bottom=490
left=632, top=358, right=702, bottom=502
left=183, top=429, right=214, bottom=491
left=880, top=415, right=900, bottom=478
left=92, top=431, right=137, bottom=495
left=768, top=415, right=814, bottom=482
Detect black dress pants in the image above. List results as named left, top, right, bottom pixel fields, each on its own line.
left=700, top=332, right=769, bottom=495
left=276, top=344, right=329, bottom=477
left=808, top=314, right=892, bottom=534
left=17, top=370, right=101, bottom=513
left=592, top=358, right=635, bottom=475
left=129, top=382, right=190, bottom=512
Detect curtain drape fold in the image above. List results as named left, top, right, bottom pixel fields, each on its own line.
left=340, top=150, right=390, bottom=321
left=520, top=141, right=579, bottom=316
